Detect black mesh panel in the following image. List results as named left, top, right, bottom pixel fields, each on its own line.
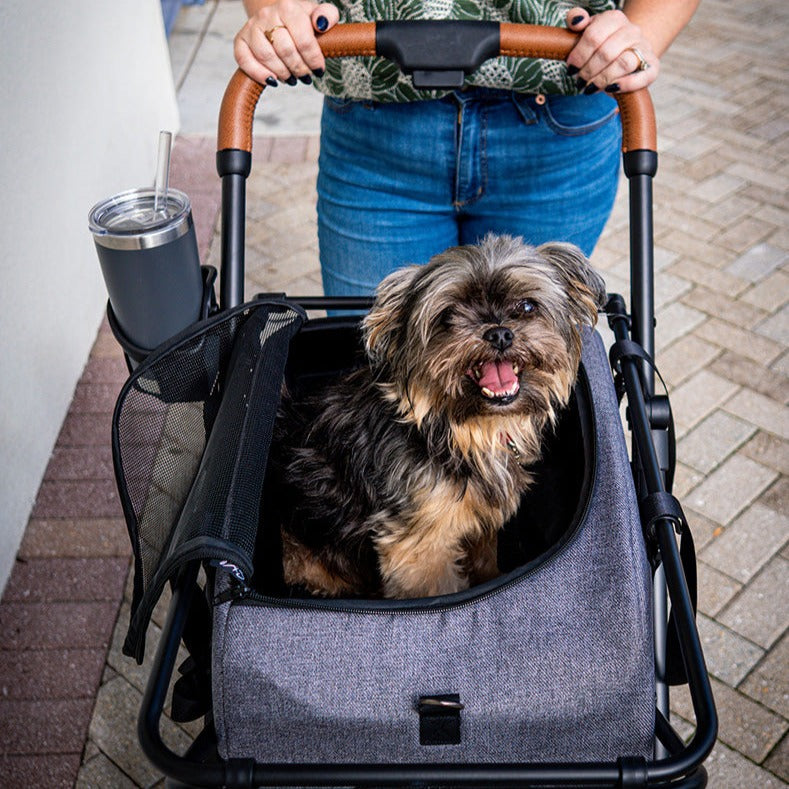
left=112, top=301, right=304, bottom=662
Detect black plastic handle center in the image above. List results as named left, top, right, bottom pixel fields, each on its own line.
left=376, top=20, right=500, bottom=89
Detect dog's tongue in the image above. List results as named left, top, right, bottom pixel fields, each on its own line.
left=478, top=361, right=518, bottom=392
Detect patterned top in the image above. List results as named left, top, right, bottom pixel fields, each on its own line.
left=315, top=0, right=621, bottom=102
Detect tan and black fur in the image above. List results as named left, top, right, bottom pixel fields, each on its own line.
left=266, top=235, right=606, bottom=599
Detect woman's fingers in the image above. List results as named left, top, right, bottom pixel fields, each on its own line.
left=264, top=15, right=313, bottom=82
left=271, top=2, right=340, bottom=79
left=583, top=25, right=657, bottom=91
left=566, top=9, right=659, bottom=94
left=566, top=7, right=591, bottom=30
left=604, top=60, right=659, bottom=93
left=234, top=0, right=339, bottom=86
left=311, top=3, right=340, bottom=35
left=600, top=42, right=659, bottom=94
left=235, top=13, right=292, bottom=84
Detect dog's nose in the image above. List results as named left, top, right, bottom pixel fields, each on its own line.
left=483, top=326, right=514, bottom=351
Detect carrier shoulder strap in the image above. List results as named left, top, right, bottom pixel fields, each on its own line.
left=639, top=491, right=697, bottom=686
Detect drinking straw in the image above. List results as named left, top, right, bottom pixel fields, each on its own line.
left=153, top=130, right=173, bottom=216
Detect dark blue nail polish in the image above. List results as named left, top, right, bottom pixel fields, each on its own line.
left=571, top=15, right=584, bottom=25
left=605, top=83, right=620, bottom=93
left=298, top=74, right=312, bottom=85
left=285, top=75, right=298, bottom=86
left=315, top=15, right=329, bottom=32
left=567, top=64, right=579, bottom=76
left=265, top=77, right=279, bottom=88
left=583, top=83, right=600, bottom=95
left=575, top=77, right=587, bottom=91
left=312, top=67, right=325, bottom=78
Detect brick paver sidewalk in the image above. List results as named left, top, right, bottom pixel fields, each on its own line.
left=0, top=0, right=786, bottom=786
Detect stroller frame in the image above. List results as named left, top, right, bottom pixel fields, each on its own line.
left=129, top=22, right=717, bottom=788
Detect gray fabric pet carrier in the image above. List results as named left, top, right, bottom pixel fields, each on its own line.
left=208, top=322, right=655, bottom=765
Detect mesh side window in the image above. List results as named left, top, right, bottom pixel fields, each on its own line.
left=112, top=301, right=304, bottom=661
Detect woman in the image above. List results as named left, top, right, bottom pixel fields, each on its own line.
left=235, top=0, right=698, bottom=296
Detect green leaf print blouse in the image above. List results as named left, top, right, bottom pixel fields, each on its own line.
left=316, top=0, right=621, bottom=102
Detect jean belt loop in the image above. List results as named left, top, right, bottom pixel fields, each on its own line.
left=510, top=92, right=539, bottom=125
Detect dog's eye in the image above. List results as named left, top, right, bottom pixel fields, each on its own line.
left=513, top=299, right=537, bottom=317
left=438, top=307, right=454, bottom=327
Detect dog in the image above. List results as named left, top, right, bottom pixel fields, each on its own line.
left=265, top=235, right=606, bottom=599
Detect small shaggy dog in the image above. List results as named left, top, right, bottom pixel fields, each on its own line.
left=265, top=235, right=605, bottom=599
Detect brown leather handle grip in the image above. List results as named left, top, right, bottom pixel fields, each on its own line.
left=218, top=22, right=655, bottom=155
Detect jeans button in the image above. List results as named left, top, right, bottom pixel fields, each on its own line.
left=535, top=93, right=546, bottom=105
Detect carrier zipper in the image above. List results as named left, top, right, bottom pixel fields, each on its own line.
left=208, top=499, right=591, bottom=614
left=213, top=579, right=253, bottom=606
left=217, top=365, right=599, bottom=618
left=210, top=559, right=253, bottom=605
left=229, top=546, right=567, bottom=616
left=221, top=509, right=590, bottom=617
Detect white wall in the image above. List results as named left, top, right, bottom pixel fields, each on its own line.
left=0, top=1, right=179, bottom=592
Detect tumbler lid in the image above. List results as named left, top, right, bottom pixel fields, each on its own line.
left=89, top=188, right=193, bottom=250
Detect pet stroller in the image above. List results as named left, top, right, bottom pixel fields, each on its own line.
left=109, top=22, right=717, bottom=788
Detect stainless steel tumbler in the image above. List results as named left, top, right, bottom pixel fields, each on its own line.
left=89, top=187, right=203, bottom=352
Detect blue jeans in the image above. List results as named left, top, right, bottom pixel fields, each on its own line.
left=317, top=88, right=622, bottom=297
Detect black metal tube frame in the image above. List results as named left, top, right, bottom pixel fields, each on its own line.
left=622, top=151, right=672, bottom=741
left=220, top=173, right=247, bottom=309
left=606, top=296, right=718, bottom=785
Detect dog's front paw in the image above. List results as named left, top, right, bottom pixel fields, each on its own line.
left=381, top=559, right=470, bottom=599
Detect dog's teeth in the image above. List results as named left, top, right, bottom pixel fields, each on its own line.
left=481, top=386, right=495, bottom=398
left=512, top=363, right=520, bottom=375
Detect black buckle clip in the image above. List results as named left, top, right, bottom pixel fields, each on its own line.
left=418, top=694, right=464, bottom=746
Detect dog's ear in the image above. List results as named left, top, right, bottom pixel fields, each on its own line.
left=363, top=264, right=421, bottom=367
left=536, top=242, right=607, bottom=327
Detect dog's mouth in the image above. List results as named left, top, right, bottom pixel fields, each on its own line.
left=467, top=360, right=521, bottom=405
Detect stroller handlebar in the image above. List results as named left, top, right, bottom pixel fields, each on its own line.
left=218, top=21, right=657, bottom=156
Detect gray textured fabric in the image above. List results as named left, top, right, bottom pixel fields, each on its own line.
left=212, top=329, right=654, bottom=764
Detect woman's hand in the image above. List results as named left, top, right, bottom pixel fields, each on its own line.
left=235, top=0, right=340, bottom=87
left=565, top=7, right=658, bottom=94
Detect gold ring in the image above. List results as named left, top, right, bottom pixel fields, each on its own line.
left=264, top=25, right=287, bottom=45
left=629, top=47, right=650, bottom=73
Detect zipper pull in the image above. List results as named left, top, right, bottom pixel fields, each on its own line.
left=209, top=560, right=251, bottom=606
left=209, top=559, right=246, bottom=583
left=213, top=581, right=251, bottom=606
